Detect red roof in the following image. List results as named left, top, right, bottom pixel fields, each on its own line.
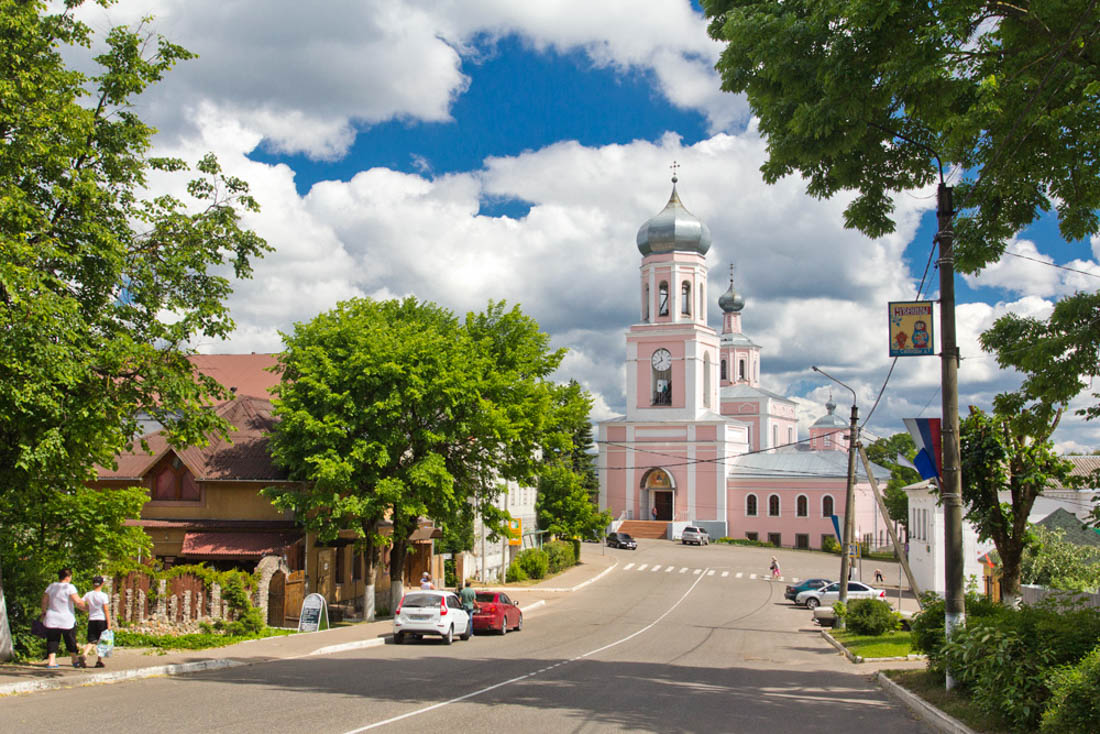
left=99, top=396, right=287, bottom=481
left=180, top=531, right=299, bottom=558
left=188, top=353, right=282, bottom=402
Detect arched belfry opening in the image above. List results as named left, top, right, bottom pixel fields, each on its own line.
left=641, top=468, right=675, bottom=521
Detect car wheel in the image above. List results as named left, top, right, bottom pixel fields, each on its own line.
left=499, top=615, right=508, bottom=635
left=442, top=625, right=453, bottom=645
left=805, top=597, right=820, bottom=610
left=394, top=631, right=405, bottom=645
left=461, top=619, right=472, bottom=640
left=516, top=613, right=523, bottom=632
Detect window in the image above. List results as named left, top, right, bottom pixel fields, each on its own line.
left=768, top=532, right=782, bottom=547
left=643, top=285, right=650, bottom=321
left=699, top=288, right=704, bottom=316
left=796, top=495, right=808, bottom=517
left=788, top=427, right=794, bottom=444
left=681, top=281, right=691, bottom=315
left=746, top=494, right=758, bottom=516
left=658, top=281, right=669, bottom=316
left=738, top=359, right=745, bottom=380
left=703, top=356, right=711, bottom=409
left=152, top=457, right=200, bottom=501
left=768, top=495, right=780, bottom=517
left=721, top=359, right=727, bottom=381
left=746, top=532, right=758, bottom=541
left=772, top=425, right=779, bottom=448
left=335, top=546, right=345, bottom=584
left=795, top=534, right=809, bottom=549
left=822, top=495, right=834, bottom=517
left=824, top=434, right=832, bottom=447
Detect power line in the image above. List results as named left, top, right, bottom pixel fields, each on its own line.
left=1001, top=250, right=1100, bottom=280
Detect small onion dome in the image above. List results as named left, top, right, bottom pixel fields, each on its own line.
left=719, top=280, right=745, bottom=313
left=813, top=398, right=848, bottom=428
left=636, top=177, right=712, bottom=256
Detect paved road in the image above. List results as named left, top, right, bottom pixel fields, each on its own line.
left=0, top=541, right=928, bottom=733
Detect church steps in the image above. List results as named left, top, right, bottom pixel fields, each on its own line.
left=618, top=520, right=669, bottom=540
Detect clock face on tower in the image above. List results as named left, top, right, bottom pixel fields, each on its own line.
left=651, top=348, right=672, bottom=371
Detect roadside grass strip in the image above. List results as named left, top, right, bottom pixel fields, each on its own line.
left=343, top=569, right=712, bottom=733
left=831, top=630, right=913, bottom=660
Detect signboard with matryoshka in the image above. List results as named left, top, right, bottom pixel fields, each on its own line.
left=888, top=301, right=934, bottom=357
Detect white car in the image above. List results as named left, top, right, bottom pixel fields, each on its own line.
left=393, top=590, right=472, bottom=644
left=795, top=580, right=887, bottom=610
left=681, top=526, right=710, bottom=545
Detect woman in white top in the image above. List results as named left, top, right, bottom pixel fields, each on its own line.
left=419, top=572, right=434, bottom=590
left=81, top=575, right=111, bottom=668
left=40, top=568, right=87, bottom=669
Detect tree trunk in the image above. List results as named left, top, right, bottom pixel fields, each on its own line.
left=1000, top=545, right=1023, bottom=608
left=360, top=520, right=380, bottom=622
left=390, top=532, right=409, bottom=614
left=0, top=559, right=13, bottom=661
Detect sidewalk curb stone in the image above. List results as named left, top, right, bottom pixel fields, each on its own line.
left=875, top=672, right=979, bottom=734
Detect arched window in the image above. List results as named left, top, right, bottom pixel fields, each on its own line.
left=681, top=281, right=691, bottom=315
left=699, top=288, right=704, bottom=317
left=824, top=433, right=832, bottom=447
left=822, top=495, right=834, bottom=517
left=772, top=425, right=779, bottom=448
left=746, top=494, right=758, bottom=516
left=643, top=284, right=650, bottom=321
left=768, top=494, right=780, bottom=517
left=738, top=359, right=746, bottom=380
left=703, top=355, right=712, bottom=409
left=720, top=359, right=727, bottom=381
left=658, top=281, right=669, bottom=316
left=796, top=495, right=808, bottom=517
left=788, top=427, right=794, bottom=444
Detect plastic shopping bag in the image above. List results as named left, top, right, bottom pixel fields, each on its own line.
left=96, top=629, right=114, bottom=658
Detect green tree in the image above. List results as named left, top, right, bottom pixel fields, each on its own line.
left=704, top=0, right=1100, bottom=272
left=265, top=298, right=567, bottom=616
left=960, top=395, right=1076, bottom=605
left=536, top=381, right=611, bottom=540
left=865, top=432, right=921, bottom=529
left=0, top=0, right=268, bottom=659
left=1021, top=525, right=1100, bottom=593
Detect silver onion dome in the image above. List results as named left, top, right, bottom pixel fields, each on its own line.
left=636, top=176, right=712, bottom=256
left=718, top=265, right=745, bottom=313
left=813, top=397, right=848, bottom=428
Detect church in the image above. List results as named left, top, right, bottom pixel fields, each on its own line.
left=597, top=175, right=892, bottom=550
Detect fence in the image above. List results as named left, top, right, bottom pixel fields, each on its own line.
left=111, top=571, right=236, bottom=628
left=1021, top=584, right=1100, bottom=609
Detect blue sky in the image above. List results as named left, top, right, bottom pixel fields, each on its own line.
left=84, top=1, right=1100, bottom=451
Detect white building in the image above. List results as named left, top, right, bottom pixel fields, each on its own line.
left=466, top=479, right=539, bottom=582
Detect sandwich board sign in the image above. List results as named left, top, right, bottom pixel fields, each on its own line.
left=298, top=593, right=329, bottom=633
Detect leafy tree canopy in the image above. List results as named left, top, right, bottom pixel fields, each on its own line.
left=704, top=0, right=1100, bottom=272
left=0, top=0, right=268, bottom=658
left=264, top=298, right=570, bottom=608
left=1021, top=525, right=1100, bottom=593
left=960, top=394, right=1077, bottom=602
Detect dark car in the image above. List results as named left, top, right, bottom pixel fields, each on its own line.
left=784, top=578, right=832, bottom=602
left=606, top=532, right=637, bottom=550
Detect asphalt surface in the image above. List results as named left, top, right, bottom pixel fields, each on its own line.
left=0, top=541, right=930, bottom=733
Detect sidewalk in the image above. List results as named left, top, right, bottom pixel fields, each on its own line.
left=0, top=550, right=618, bottom=698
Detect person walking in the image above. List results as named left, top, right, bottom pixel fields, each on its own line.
left=81, top=575, right=111, bottom=668
left=41, top=568, right=87, bottom=669
left=419, top=572, right=434, bottom=590
left=769, top=556, right=781, bottom=580
left=873, top=568, right=884, bottom=584
left=459, top=580, right=478, bottom=616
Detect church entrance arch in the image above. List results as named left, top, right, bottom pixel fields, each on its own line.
left=641, top=468, right=675, bottom=521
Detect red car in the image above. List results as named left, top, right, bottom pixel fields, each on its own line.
left=472, top=591, right=523, bottom=634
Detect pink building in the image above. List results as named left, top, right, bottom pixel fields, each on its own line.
left=598, top=176, right=891, bottom=550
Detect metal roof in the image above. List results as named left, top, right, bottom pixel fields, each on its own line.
left=728, top=448, right=891, bottom=480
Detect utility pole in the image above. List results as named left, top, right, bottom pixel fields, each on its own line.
left=812, top=366, right=858, bottom=630
left=937, top=182, right=966, bottom=690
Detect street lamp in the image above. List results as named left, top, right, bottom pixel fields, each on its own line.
left=812, top=366, right=859, bottom=630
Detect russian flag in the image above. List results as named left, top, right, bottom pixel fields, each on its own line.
left=903, top=418, right=943, bottom=481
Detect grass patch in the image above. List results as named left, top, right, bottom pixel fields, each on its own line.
left=832, top=629, right=913, bottom=658
left=884, top=669, right=1012, bottom=734
left=114, top=627, right=295, bottom=651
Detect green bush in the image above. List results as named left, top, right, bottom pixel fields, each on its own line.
left=714, top=537, right=773, bottom=547
left=821, top=536, right=840, bottom=553
left=909, top=591, right=1005, bottom=666
left=1041, top=644, right=1100, bottom=733
left=225, top=606, right=265, bottom=636
left=847, top=598, right=900, bottom=636
left=515, top=548, right=549, bottom=579
left=505, top=561, right=528, bottom=583
left=545, top=540, right=576, bottom=573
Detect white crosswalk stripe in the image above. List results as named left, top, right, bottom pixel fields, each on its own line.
left=693, top=569, right=701, bottom=575
left=624, top=563, right=635, bottom=571
left=651, top=565, right=661, bottom=572
left=735, top=572, right=743, bottom=578
left=706, top=569, right=715, bottom=576
left=665, top=566, right=674, bottom=572
left=749, top=573, right=758, bottom=579
left=638, top=564, right=648, bottom=571
left=720, top=571, right=729, bottom=577
left=679, top=567, right=688, bottom=574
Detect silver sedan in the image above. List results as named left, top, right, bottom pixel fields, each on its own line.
left=795, top=580, right=886, bottom=610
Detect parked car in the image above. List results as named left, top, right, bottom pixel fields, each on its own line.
left=784, top=578, right=832, bottom=602
left=393, top=590, right=472, bottom=644
left=606, top=532, right=638, bottom=550
left=795, top=581, right=887, bottom=610
left=681, top=526, right=710, bottom=545
left=472, top=591, right=523, bottom=635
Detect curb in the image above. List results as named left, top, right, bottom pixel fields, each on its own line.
left=522, top=561, right=619, bottom=593
left=876, top=672, right=978, bottom=734
left=820, top=629, right=861, bottom=663
left=310, top=637, right=388, bottom=656
left=0, top=658, right=242, bottom=697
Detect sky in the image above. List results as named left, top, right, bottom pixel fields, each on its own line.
left=74, top=0, right=1100, bottom=452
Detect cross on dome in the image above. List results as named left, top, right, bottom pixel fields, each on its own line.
left=670, top=160, right=680, bottom=183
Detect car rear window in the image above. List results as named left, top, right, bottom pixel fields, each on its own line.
left=401, top=593, right=440, bottom=607
left=475, top=592, right=497, bottom=602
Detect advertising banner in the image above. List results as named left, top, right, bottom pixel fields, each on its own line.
left=889, top=301, right=934, bottom=356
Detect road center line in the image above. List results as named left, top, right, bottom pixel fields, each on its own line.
left=343, top=568, right=711, bottom=733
